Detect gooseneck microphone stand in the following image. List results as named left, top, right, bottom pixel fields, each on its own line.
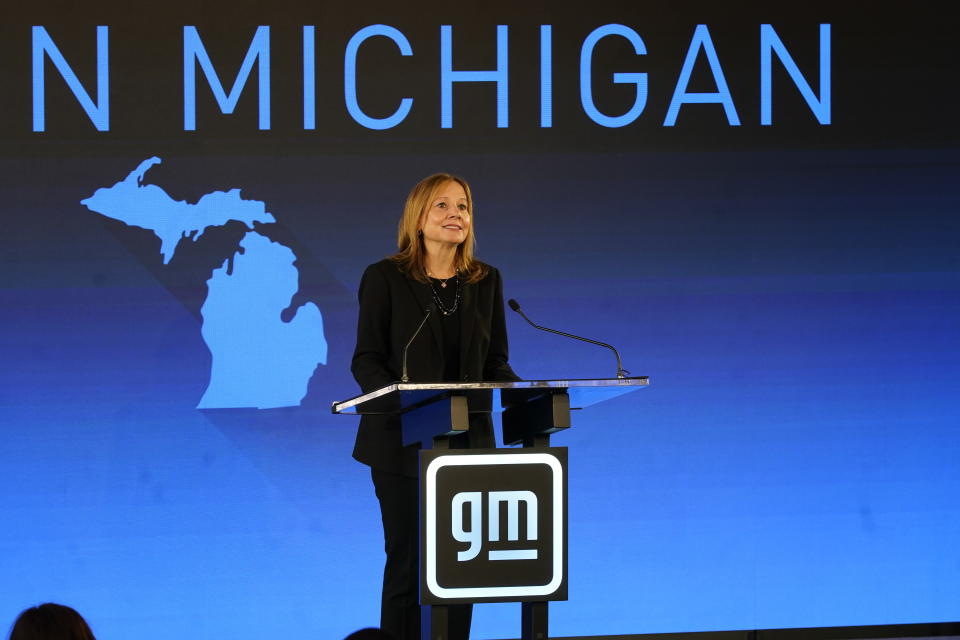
left=508, top=298, right=630, bottom=379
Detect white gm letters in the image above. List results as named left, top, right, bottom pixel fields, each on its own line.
left=452, top=491, right=483, bottom=561
left=452, top=490, right=538, bottom=561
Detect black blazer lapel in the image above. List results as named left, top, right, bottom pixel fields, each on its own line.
left=458, top=278, right=477, bottom=379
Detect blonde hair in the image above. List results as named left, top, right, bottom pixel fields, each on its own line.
left=390, top=173, right=487, bottom=283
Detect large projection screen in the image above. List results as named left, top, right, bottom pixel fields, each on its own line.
left=1, top=2, right=958, bottom=638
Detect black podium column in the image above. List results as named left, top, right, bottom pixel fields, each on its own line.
left=415, top=394, right=463, bottom=640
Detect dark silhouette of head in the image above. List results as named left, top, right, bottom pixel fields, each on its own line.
left=343, top=628, right=394, bottom=640
left=8, top=604, right=96, bottom=640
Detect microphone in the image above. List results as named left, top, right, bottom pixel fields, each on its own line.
left=508, top=298, right=630, bottom=379
left=401, top=303, right=434, bottom=383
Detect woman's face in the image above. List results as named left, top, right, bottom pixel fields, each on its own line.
left=419, top=180, right=470, bottom=249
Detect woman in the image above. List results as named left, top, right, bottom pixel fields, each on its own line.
left=351, top=173, right=519, bottom=640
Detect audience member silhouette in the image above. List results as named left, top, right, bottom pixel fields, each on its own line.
left=343, top=628, right=395, bottom=640
left=8, top=604, right=96, bottom=640
left=9, top=604, right=395, bottom=640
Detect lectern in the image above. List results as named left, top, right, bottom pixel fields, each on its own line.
left=333, top=377, right=648, bottom=640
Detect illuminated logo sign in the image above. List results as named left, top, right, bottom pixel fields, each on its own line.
left=421, top=449, right=567, bottom=603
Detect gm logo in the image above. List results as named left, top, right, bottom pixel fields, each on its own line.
left=452, top=490, right=539, bottom=561
left=421, top=449, right=567, bottom=603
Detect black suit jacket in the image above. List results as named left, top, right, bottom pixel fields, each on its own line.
left=351, top=258, right=519, bottom=476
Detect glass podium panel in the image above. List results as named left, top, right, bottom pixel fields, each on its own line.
left=331, top=377, right=649, bottom=416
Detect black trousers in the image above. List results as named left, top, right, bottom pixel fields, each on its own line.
left=371, top=468, right=472, bottom=640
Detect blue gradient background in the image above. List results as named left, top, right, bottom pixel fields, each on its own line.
left=2, top=149, right=957, bottom=638
left=2, top=2, right=959, bottom=638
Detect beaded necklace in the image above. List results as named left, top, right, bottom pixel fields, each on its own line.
left=429, top=273, right=460, bottom=316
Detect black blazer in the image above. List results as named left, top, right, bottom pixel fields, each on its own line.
left=351, top=258, right=519, bottom=476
